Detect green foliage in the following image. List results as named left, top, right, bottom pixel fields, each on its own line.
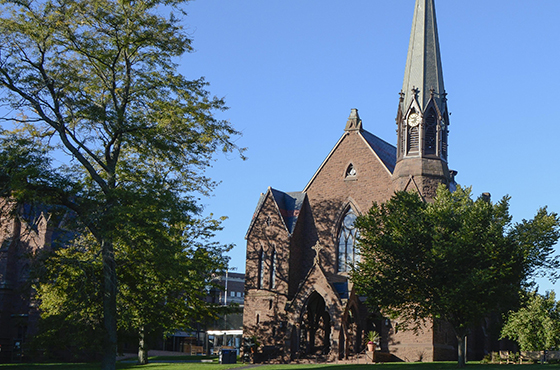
left=0, top=0, right=243, bottom=367
left=367, top=330, right=380, bottom=344
left=2, top=362, right=560, bottom=369
left=31, top=235, right=105, bottom=360
left=501, top=291, right=560, bottom=351
left=353, top=185, right=560, bottom=366
left=32, top=215, right=229, bottom=360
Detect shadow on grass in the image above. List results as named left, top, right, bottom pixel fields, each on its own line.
left=1, top=362, right=560, bottom=370
left=252, top=363, right=560, bottom=370
left=0, top=362, right=242, bottom=370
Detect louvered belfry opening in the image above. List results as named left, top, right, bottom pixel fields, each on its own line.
left=424, top=108, right=437, bottom=155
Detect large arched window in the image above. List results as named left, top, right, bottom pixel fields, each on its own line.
left=338, top=209, right=358, bottom=273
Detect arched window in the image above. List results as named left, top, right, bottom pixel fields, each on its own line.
left=407, top=126, right=419, bottom=154
left=345, top=163, right=357, bottom=178
left=441, top=120, right=448, bottom=160
left=257, top=248, right=264, bottom=289
left=270, top=248, right=277, bottom=289
left=338, top=209, right=358, bottom=273
left=424, top=109, right=437, bottom=154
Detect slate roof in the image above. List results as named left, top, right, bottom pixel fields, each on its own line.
left=402, top=0, right=446, bottom=114
left=246, top=188, right=306, bottom=238
left=360, top=129, right=397, bottom=173
left=269, top=189, right=305, bottom=234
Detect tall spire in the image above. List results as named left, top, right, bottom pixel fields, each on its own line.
left=401, top=0, right=446, bottom=114
left=393, top=0, right=452, bottom=201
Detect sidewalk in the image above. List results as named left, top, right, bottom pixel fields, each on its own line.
left=117, top=349, right=207, bottom=361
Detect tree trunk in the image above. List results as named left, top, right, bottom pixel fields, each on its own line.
left=101, top=238, right=118, bottom=370
left=138, top=326, right=149, bottom=365
left=457, top=334, right=467, bottom=368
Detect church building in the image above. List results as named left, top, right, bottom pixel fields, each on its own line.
left=243, top=0, right=469, bottom=362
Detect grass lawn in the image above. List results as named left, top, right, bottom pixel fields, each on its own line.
left=0, top=363, right=246, bottom=370
left=1, top=362, right=560, bottom=370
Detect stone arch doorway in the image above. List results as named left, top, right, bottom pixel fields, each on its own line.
left=299, top=291, right=331, bottom=357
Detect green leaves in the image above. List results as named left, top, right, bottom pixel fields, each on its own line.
left=0, top=0, right=243, bottom=366
left=501, top=291, right=560, bottom=351
left=511, top=208, right=560, bottom=283
left=354, top=185, right=559, bottom=341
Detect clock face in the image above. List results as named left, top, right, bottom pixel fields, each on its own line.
left=408, top=113, right=421, bottom=127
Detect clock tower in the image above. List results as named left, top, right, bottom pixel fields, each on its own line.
left=392, top=0, right=453, bottom=200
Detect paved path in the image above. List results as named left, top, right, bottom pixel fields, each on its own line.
left=117, top=350, right=264, bottom=368
left=117, top=350, right=196, bottom=361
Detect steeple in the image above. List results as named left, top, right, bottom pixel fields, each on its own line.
left=401, top=0, right=446, bottom=114
left=393, top=0, right=452, bottom=201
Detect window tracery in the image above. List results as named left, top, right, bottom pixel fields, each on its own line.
left=337, top=209, right=359, bottom=273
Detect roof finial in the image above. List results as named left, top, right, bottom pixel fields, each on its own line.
left=344, top=108, right=363, bottom=132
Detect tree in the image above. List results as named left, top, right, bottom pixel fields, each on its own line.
left=0, top=0, right=242, bottom=368
left=0, top=133, right=233, bottom=364
left=501, top=291, right=560, bottom=355
left=353, top=186, right=560, bottom=367
left=32, top=216, right=230, bottom=364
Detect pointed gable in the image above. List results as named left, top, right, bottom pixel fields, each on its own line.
left=246, top=187, right=305, bottom=238
left=269, top=189, right=306, bottom=234
left=304, top=109, right=396, bottom=195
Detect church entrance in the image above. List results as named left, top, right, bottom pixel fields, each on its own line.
left=299, top=292, right=331, bottom=357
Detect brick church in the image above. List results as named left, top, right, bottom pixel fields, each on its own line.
left=242, top=0, right=471, bottom=362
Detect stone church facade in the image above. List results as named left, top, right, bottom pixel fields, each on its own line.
left=242, top=0, right=472, bottom=362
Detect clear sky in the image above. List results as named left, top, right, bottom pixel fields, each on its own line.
left=179, top=0, right=560, bottom=293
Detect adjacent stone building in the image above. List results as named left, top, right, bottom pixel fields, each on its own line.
left=243, top=0, right=469, bottom=362
left=0, top=202, right=70, bottom=363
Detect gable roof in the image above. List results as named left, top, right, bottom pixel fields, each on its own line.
left=303, top=128, right=397, bottom=192
left=284, top=260, right=344, bottom=325
left=245, top=188, right=306, bottom=239
left=270, top=189, right=306, bottom=234
left=360, top=129, right=397, bottom=173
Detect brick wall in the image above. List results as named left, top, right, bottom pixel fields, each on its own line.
left=243, top=192, right=291, bottom=349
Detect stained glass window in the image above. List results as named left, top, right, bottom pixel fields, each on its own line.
left=338, top=209, right=358, bottom=273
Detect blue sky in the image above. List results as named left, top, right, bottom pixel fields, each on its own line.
left=180, top=0, right=560, bottom=293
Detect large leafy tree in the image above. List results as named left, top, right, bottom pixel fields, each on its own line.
left=353, top=186, right=560, bottom=367
left=0, top=0, right=242, bottom=368
left=501, top=291, right=560, bottom=354
left=32, top=216, right=229, bottom=364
